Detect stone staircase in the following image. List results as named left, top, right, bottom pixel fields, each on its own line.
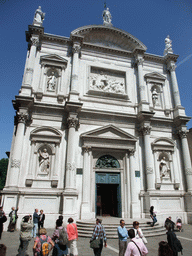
left=77, top=217, right=166, bottom=239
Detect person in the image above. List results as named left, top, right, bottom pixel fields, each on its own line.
left=38, top=210, right=45, bottom=232
left=33, top=228, right=54, bottom=256
left=0, top=206, right=7, bottom=240
left=133, top=221, right=147, bottom=244
left=67, top=218, right=78, bottom=256
left=17, top=215, right=33, bottom=256
left=124, top=229, right=148, bottom=256
left=166, top=222, right=183, bottom=256
left=8, top=207, right=18, bottom=232
left=117, top=219, right=128, bottom=256
left=176, top=217, right=182, bottom=232
left=0, top=244, right=7, bottom=256
left=32, top=209, right=40, bottom=238
left=91, top=218, right=107, bottom=256
left=149, top=206, right=157, bottom=227
left=158, top=241, right=173, bottom=256
left=165, top=216, right=175, bottom=231
left=52, top=219, right=68, bottom=256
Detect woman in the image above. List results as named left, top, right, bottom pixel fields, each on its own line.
left=52, top=219, right=68, bottom=256
left=8, top=207, right=18, bottom=232
left=158, top=241, right=173, bottom=256
left=38, top=210, right=45, bottom=231
left=150, top=206, right=157, bottom=227
left=67, top=218, right=78, bottom=256
left=33, top=228, right=54, bottom=256
left=133, top=221, right=147, bottom=244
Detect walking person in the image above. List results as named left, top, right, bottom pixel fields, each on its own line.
left=149, top=206, right=157, bottom=227
left=7, top=207, right=19, bottom=232
left=33, top=228, right=54, bottom=256
left=91, top=218, right=107, bottom=256
left=32, top=209, right=40, bottom=238
left=67, top=218, right=78, bottom=256
left=16, top=215, right=33, bottom=256
left=52, top=219, right=68, bottom=256
left=125, top=229, right=148, bottom=256
left=117, top=219, right=128, bottom=256
left=38, top=210, right=45, bottom=232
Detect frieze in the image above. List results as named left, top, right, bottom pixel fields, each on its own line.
left=11, top=159, right=20, bottom=168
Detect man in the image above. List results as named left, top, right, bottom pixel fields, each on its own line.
left=8, top=207, right=18, bottom=232
left=32, top=209, right=39, bottom=238
left=125, top=229, right=148, bottom=256
left=117, top=219, right=128, bottom=256
left=165, top=216, right=175, bottom=231
left=91, top=219, right=107, bottom=256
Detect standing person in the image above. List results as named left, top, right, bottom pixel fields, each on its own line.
left=33, top=228, right=54, bottom=256
left=165, top=222, right=183, bottom=256
left=91, top=219, right=107, bottom=256
left=0, top=206, right=7, bottom=240
left=133, top=221, right=147, bottom=244
left=38, top=210, right=45, bottom=231
left=158, top=241, right=173, bottom=256
left=117, top=219, right=128, bottom=256
left=165, top=216, right=175, bottom=231
left=16, top=215, right=33, bottom=256
left=52, top=219, right=68, bottom=256
left=32, top=209, right=39, bottom=238
left=125, top=229, right=148, bottom=256
left=149, top=206, right=157, bottom=227
left=67, top=218, right=78, bottom=256
left=8, top=207, right=19, bottom=232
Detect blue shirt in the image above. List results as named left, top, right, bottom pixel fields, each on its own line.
left=33, top=212, right=39, bottom=224
left=117, top=225, right=128, bottom=241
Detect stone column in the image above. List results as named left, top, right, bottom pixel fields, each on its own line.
left=167, top=62, right=181, bottom=107
left=69, top=42, right=81, bottom=102
left=140, top=123, right=155, bottom=191
left=178, top=128, right=192, bottom=192
left=65, top=115, right=79, bottom=191
left=136, top=56, right=146, bottom=103
left=9, top=112, right=28, bottom=187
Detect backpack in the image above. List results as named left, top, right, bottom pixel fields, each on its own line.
left=173, top=237, right=183, bottom=254
left=40, top=237, right=49, bottom=256
left=58, top=227, right=68, bottom=246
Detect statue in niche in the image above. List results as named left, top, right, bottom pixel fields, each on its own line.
left=102, top=8, right=112, bottom=26
left=33, top=6, right=45, bottom=26
left=38, top=148, right=50, bottom=174
left=159, top=157, right=170, bottom=179
left=152, top=88, right=158, bottom=106
left=47, top=71, right=57, bottom=91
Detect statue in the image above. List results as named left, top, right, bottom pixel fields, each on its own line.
left=47, top=71, right=57, bottom=91
left=38, top=149, right=50, bottom=174
left=164, top=35, right=173, bottom=55
left=102, top=8, right=112, bottom=26
left=33, top=6, right=45, bottom=27
left=159, top=157, right=170, bottom=179
left=152, top=88, right=158, bottom=106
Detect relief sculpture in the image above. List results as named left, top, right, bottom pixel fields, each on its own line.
left=38, top=148, right=50, bottom=174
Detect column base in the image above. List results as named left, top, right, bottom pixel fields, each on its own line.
left=81, top=202, right=95, bottom=220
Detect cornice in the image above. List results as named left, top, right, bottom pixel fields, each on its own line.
left=42, top=33, right=70, bottom=44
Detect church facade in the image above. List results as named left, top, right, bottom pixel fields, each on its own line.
left=2, top=7, right=192, bottom=227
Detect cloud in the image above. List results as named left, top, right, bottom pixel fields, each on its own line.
left=177, top=54, right=192, bottom=68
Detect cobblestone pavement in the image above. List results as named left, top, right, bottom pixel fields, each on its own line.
left=1, top=224, right=192, bottom=255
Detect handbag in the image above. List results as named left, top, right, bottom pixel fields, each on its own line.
left=90, top=238, right=100, bottom=249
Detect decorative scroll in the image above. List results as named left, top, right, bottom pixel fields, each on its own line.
left=96, top=155, right=120, bottom=168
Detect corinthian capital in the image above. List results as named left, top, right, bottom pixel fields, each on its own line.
left=177, top=129, right=188, bottom=139
left=135, top=56, right=144, bottom=66
left=72, top=43, right=81, bottom=54
left=129, top=149, right=135, bottom=156
left=167, top=62, right=176, bottom=72
left=16, top=112, right=29, bottom=124
left=67, top=117, right=79, bottom=129
left=31, top=35, right=39, bottom=46
left=139, top=125, right=152, bottom=136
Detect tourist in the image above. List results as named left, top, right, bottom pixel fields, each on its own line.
left=164, top=216, right=175, bottom=231
left=149, top=206, right=157, bottom=227
left=38, top=209, right=45, bottom=231
left=8, top=207, right=18, bottom=232
left=0, top=206, right=7, bottom=240
left=91, top=218, right=107, bottom=256
left=67, top=217, right=78, bottom=256
left=133, top=221, right=147, bottom=244
left=124, top=229, right=148, bottom=256
left=117, top=219, right=128, bottom=256
left=158, top=241, right=173, bottom=256
left=176, top=217, right=182, bottom=232
left=17, top=215, right=33, bottom=256
left=52, top=219, right=68, bottom=256
left=33, top=228, right=54, bottom=256
left=32, top=209, right=39, bottom=238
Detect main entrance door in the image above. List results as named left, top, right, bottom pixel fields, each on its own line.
left=96, top=172, right=121, bottom=217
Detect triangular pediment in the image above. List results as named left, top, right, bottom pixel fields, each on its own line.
left=40, top=54, right=68, bottom=68
left=144, top=72, right=166, bottom=82
left=81, top=124, right=137, bottom=141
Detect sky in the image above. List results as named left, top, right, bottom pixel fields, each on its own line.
left=0, top=0, right=192, bottom=159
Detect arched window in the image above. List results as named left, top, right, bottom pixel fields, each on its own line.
left=96, top=155, right=120, bottom=168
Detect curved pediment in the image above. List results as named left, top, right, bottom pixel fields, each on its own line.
left=30, top=126, right=62, bottom=143
left=71, top=25, right=147, bottom=52
left=152, top=137, right=175, bottom=152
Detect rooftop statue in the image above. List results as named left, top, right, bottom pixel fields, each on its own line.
left=164, top=35, right=173, bottom=55
left=33, top=6, right=45, bottom=27
left=103, top=7, right=112, bottom=26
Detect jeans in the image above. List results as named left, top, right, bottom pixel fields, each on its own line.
left=32, top=223, right=38, bottom=238
left=52, top=243, right=68, bottom=256
left=93, top=239, right=103, bottom=256
left=17, top=239, right=30, bottom=256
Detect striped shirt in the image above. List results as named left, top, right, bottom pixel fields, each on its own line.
left=92, top=223, right=107, bottom=241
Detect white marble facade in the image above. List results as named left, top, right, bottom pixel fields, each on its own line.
left=2, top=7, right=192, bottom=228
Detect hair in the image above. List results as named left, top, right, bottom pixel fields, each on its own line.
left=68, top=217, right=74, bottom=223
left=0, top=244, right=7, bottom=256
left=133, top=221, right=139, bottom=227
left=120, top=219, right=125, bottom=224
left=150, top=206, right=154, bottom=214
left=39, top=228, right=47, bottom=235
left=96, top=218, right=102, bottom=224
left=158, top=241, right=173, bottom=256
left=40, top=210, right=43, bottom=213
left=128, top=229, right=135, bottom=239
left=165, top=222, right=172, bottom=231
left=59, top=215, right=63, bottom=221
left=23, top=215, right=30, bottom=222
left=56, top=219, right=62, bottom=227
